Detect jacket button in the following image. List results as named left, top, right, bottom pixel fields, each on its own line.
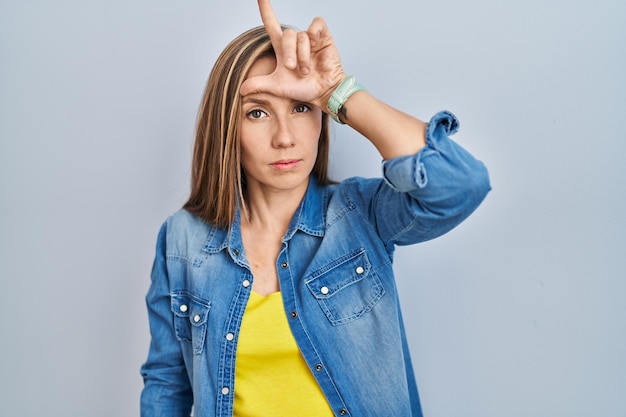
left=355, top=266, right=364, bottom=274
left=226, top=333, right=235, bottom=341
left=339, top=409, right=347, bottom=415
left=242, top=279, right=251, bottom=288
left=179, top=304, right=188, bottom=313
left=221, top=387, right=230, bottom=395
left=193, top=315, right=201, bottom=323
left=315, top=364, right=323, bottom=371
left=290, top=311, right=297, bottom=318
left=320, top=286, right=329, bottom=295
left=281, top=261, right=288, bottom=268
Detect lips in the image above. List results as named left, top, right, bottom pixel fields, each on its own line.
left=270, top=159, right=301, bottom=171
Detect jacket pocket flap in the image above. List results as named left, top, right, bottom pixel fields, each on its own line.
left=171, top=291, right=211, bottom=326
left=305, top=248, right=372, bottom=299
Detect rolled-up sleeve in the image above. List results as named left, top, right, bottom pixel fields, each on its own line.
left=379, top=111, right=491, bottom=245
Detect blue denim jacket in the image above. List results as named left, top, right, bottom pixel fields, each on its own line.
left=140, top=111, right=491, bottom=417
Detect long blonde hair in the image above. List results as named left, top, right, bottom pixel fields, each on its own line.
left=183, top=25, right=332, bottom=228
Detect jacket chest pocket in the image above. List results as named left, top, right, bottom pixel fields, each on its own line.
left=305, top=248, right=385, bottom=326
left=171, top=292, right=211, bottom=354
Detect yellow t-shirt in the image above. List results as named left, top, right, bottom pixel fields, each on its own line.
left=233, top=291, right=334, bottom=417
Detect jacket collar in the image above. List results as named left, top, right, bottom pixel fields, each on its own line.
left=202, top=176, right=327, bottom=254
left=284, top=176, right=326, bottom=240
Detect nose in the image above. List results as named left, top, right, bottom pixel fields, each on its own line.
left=272, top=116, right=295, bottom=148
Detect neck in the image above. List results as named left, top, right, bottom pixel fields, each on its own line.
left=242, top=184, right=307, bottom=234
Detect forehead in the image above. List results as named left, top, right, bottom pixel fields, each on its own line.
left=247, top=56, right=277, bottom=78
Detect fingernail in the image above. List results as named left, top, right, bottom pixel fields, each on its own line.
left=301, top=67, right=310, bottom=75
left=286, top=58, right=295, bottom=68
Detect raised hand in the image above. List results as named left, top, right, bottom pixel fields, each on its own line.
left=239, top=0, right=346, bottom=111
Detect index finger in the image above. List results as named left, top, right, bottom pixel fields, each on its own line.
left=257, top=0, right=283, bottom=44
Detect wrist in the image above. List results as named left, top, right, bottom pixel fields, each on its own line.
left=326, top=75, right=366, bottom=124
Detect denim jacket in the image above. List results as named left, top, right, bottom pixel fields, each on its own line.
left=140, top=111, right=491, bottom=417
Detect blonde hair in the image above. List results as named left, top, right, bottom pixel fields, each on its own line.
left=183, top=25, right=332, bottom=228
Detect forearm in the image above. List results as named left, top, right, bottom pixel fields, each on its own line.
left=337, top=89, right=427, bottom=160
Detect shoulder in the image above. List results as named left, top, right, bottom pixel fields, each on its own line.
left=165, top=209, right=208, bottom=231
left=159, top=209, right=224, bottom=260
left=315, top=177, right=389, bottom=229
left=310, top=177, right=385, bottom=212
left=333, top=176, right=387, bottom=206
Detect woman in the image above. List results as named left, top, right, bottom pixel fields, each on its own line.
left=140, top=1, right=490, bottom=416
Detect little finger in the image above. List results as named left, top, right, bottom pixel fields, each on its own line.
left=307, top=17, right=329, bottom=50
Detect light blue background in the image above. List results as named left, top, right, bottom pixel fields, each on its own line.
left=1, top=1, right=625, bottom=416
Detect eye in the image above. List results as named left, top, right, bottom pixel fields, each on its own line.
left=247, top=109, right=267, bottom=119
left=293, top=104, right=311, bottom=113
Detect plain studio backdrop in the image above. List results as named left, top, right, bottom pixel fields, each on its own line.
left=1, top=1, right=624, bottom=416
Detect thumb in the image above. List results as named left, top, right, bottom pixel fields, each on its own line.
left=239, top=74, right=277, bottom=97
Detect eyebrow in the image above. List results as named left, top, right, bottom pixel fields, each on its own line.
left=241, top=95, right=313, bottom=108
left=241, top=96, right=270, bottom=105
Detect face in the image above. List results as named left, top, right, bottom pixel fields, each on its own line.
left=239, top=56, right=323, bottom=198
